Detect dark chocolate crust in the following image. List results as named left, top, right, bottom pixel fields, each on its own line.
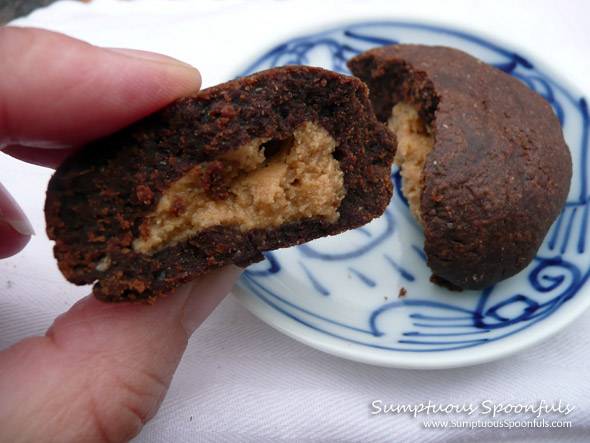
left=348, top=44, right=572, bottom=289
left=45, top=66, right=395, bottom=302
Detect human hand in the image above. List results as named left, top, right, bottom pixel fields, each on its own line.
left=0, top=27, right=243, bottom=442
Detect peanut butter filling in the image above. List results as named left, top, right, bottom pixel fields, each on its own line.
left=388, top=103, right=434, bottom=226
left=133, top=122, right=345, bottom=255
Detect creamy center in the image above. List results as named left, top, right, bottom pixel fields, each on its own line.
left=133, top=122, right=345, bottom=255
left=387, top=103, right=434, bottom=226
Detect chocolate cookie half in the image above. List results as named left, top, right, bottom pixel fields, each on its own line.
left=45, top=66, right=395, bottom=302
left=348, top=44, right=572, bottom=289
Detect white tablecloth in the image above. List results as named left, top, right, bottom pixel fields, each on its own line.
left=2, top=0, right=590, bottom=441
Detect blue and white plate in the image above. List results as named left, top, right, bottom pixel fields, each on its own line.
left=231, top=22, right=590, bottom=369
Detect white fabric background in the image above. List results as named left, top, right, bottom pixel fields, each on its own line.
left=2, top=0, right=590, bottom=441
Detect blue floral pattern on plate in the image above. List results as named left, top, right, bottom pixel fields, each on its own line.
left=231, top=22, right=590, bottom=368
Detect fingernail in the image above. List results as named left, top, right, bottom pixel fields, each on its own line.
left=106, top=48, right=197, bottom=69
left=105, top=47, right=202, bottom=95
left=181, top=265, right=244, bottom=334
left=3, top=215, right=35, bottom=236
left=0, top=183, right=35, bottom=236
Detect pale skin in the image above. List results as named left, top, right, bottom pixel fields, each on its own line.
left=0, top=27, right=242, bottom=442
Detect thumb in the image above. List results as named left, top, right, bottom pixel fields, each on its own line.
left=0, top=265, right=243, bottom=443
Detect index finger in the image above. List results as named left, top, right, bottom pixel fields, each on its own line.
left=0, top=27, right=201, bottom=167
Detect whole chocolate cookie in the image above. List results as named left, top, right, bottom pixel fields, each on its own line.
left=45, top=65, right=395, bottom=302
left=348, top=44, right=572, bottom=289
